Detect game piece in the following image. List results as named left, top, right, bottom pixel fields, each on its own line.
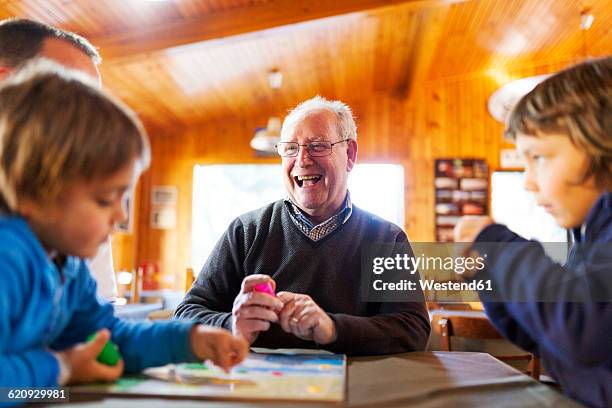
left=253, top=282, right=275, bottom=297
left=87, top=333, right=122, bottom=366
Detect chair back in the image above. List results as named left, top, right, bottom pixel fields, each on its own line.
left=432, top=313, right=541, bottom=380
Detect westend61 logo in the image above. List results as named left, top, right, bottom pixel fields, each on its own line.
left=372, top=253, right=486, bottom=275
left=361, top=243, right=495, bottom=302
left=363, top=241, right=612, bottom=302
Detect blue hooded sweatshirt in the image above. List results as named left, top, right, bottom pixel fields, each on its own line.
left=0, top=215, right=197, bottom=388
left=473, top=192, right=612, bottom=408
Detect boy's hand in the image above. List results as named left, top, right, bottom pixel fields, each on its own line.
left=59, top=329, right=124, bottom=384
left=190, top=325, right=249, bottom=372
left=454, top=216, right=494, bottom=242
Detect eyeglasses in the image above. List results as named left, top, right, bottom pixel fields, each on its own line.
left=275, top=139, right=349, bottom=157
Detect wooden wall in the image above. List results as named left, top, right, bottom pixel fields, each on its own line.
left=111, top=59, right=576, bottom=290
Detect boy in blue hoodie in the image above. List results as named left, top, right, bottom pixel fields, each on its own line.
left=455, top=57, right=611, bottom=407
left=0, top=61, right=248, bottom=389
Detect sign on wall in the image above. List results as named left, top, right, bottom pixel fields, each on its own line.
left=151, top=186, right=178, bottom=230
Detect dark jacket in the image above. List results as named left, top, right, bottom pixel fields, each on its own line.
left=473, top=192, right=612, bottom=408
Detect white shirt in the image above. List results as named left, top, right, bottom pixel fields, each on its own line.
left=87, top=237, right=117, bottom=301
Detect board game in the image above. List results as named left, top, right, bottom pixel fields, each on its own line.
left=72, top=348, right=346, bottom=402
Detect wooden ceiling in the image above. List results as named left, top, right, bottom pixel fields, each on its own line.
left=1, top=0, right=611, bottom=129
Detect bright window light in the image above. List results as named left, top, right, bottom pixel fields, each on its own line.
left=491, top=171, right=567, bottom=262
left=192, top=164, right=404, bottom=272
left=348, top=164, right=404, bottom=227
left=491, top=171, right=566, bottom=242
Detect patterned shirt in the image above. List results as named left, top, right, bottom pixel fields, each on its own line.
left=284, top=192, right=353, bottom=242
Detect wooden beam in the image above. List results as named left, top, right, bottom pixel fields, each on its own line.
left=402, top=5, right=451, bottom=100
left=93, top=0, right=461, bottom=61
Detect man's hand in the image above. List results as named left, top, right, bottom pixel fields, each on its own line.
left=58, top=329, right=124, bottom=384
left=190, top=325, right=249, bottom=372
left=454, top=216, right=494, bottom=243
left=277, top=292, right=337, bottom=345
left=231, top=275, right=283, bottom=345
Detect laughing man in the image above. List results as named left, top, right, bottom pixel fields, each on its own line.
left=175, top=96, right=430, bottom=355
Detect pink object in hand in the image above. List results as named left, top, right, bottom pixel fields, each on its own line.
left=253, top=282, right=276, bottom=297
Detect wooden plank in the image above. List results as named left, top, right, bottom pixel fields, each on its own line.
left=131, top=72, right=513, bottom=287
left=92, top=0, right=464, bottom=61
left=402, top=5, right=450, bottom=100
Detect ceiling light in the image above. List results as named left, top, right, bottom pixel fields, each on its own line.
left=580, top=10, right=594, bottom=30
left=268, top=68, right=282, bottom=89
left=250, top=117, right=281, bottom=153
left=487, top=75, right=550, bottom=124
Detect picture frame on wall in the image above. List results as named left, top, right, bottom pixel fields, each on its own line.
left=151, top=186, right=178, bottom=230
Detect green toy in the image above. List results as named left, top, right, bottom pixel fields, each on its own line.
left=87, top=333, right=121, bottom=366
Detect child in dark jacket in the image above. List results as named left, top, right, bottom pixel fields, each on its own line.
left=0, top=61, right=248, bottom=389
left=455, top=57, right=611, bottom=408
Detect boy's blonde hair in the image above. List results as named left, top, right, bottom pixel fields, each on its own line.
left=0, top=60, right=150, bottom=212
left=505, top=56, right=612, bottom=189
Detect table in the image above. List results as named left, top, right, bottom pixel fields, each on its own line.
left=112, top=302, right=163, bottom=320
left=67, top=352, right=580, bottom=407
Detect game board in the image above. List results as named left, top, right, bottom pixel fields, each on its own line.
left=72, top=348, right=346, bottom=402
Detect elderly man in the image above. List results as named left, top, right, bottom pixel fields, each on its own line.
left=176, top=96, right=430, bottom=355
left=0, top=18, right=116, bottom=300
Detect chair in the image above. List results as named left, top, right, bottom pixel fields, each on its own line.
left=432, top=313, right=541, bottom=380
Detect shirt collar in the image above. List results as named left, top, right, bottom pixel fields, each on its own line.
left=571, top=191, right=612, bottom=242
left=284, top=191, right=353, bottom=228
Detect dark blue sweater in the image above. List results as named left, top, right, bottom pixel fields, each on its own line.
left=473, top=192, right=612, bottom=408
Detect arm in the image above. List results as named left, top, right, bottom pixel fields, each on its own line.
left=51, top=262, right=197, bottom=373
left=474, top=224, right=612, bottom=366
left=333, top=234, right=429, bottom=355
left=0, top=250, right=61, bottom=387
left=174, top=218, right=247, bottom=329
left=480, top=301, right=539, bottom=356
left=327, top=301, right=430, bottom=355
left=0, top=349, right=60, bottom=387
left=332, top=232, right=430, bottom=355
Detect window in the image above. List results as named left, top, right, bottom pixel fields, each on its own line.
left=491, top=171, right=567, bottom=262
left=192, top=164, right=404, bottom=271
left=491, top=171, right=566, bottom=242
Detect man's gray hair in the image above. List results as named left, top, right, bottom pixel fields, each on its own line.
left=281, top=95, right=357, bottom=141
